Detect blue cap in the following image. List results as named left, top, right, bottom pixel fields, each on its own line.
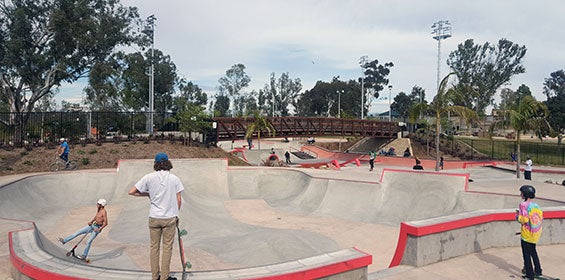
left=154, top=152, right=169, bottom=162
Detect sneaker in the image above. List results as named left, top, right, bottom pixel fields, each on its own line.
left=57, top=237, right=65, bottom=245
left=77, top=255, right=86, bottom=260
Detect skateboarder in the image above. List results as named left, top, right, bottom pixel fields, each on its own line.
left=368, top=150, right=376, bottom=171
left=129, top=152, right=184, bottom=280
left=58, top=198, right=108, bottom=260
left=516, top=185, right=543, bottom=280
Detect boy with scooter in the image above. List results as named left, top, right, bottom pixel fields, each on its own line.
left=58, top=198, right=108, bottom=261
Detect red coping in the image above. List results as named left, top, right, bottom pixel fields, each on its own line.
left=245, top=248, right=372, bottom=280
left=384, top=168, right=565, bottom=269
left=9, top=226, right=89, bottom=280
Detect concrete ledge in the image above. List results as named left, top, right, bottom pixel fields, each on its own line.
left=389, top=207, right=565, bottom=268
left=10, top=225, right=372, bottom=280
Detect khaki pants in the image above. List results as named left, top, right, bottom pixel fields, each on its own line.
left=149, top=217, right=177, bottom=280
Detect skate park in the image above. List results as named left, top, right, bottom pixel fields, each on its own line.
left=2, top=139, right=565, bottom=279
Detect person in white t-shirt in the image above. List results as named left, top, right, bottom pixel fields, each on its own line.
left=525, top=156, right=533, bottom=180
left=128, top=152, right=184, bottom=280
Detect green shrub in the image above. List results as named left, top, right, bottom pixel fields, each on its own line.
left=23, top=160, right=33, bottom=165
left=88, top=149, right=97, bottom=155
left=81, top=158, right=90, bottom=165
left=77, top=150, right=86, bottom=155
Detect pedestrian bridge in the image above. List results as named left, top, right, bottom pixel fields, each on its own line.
left=212, top=116, right=400, bottom=141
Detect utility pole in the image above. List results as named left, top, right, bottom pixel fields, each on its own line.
left=431, top=20, right=452, bottom=95
left=388, top=85, right=393, bottom=121
left=359, top=55, right=369, bottom=119
left=145, top=15, right=156, bottom=135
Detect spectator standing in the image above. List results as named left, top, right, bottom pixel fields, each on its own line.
left=525, top=156, right=533, bottom=180
left=128, top=152, right=184, bottom=280
left=516, top=185, right=543, bottom=280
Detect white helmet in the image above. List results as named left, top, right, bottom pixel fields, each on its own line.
left=97, top=198, right=107, bottom=206
left=60, top=138, right=66, bottom=142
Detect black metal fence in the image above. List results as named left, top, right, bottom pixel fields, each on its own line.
left=413, top=135, right=565, bottom=166
left=0, top=111, right=178, bottom=147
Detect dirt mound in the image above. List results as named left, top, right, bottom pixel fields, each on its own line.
left=0, top=141, right=249, bottom=176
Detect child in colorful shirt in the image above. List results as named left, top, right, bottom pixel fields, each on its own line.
left=516, top=185, right=543, bottom=280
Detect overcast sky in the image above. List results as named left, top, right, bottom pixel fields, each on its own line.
left=59, top=0, right=565, bottom=114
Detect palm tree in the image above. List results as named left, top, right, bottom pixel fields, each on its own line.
left=409, top=73, right=479, bottom=171
left=244, top=111, right=276, bottom=150
left=489, top=95, right=552, bottom=178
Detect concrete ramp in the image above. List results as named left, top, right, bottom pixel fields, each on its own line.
left=6, top=159, right=565, bottom=279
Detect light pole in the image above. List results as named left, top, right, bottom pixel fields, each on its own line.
left=359, top=55, right=369, bottom=119
left=337, top=90, right=344, bottom=118
left=145, top=15, right=156, bottom=135
left=388, top=85, right=393, bottom=121
left=431, top=20, right=451, bottom=95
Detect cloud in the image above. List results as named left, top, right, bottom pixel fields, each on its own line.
left=59, top=0, right=565, bottom=114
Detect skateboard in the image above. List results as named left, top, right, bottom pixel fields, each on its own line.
left=64, top=233, right=91, bottom=263
left=521, top=269, right=560, bottom=280
left=533, top=274, right=560, bottom=280
left=177, top=226, right=192, bottom=279
left=70, top=253, right=91, bottom=263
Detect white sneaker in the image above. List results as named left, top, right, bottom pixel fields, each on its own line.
left=57, top=237, right=65, bottom=245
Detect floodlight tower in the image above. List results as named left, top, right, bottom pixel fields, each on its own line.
left=145, top=15, right=156, bottom=135
left=431, top=20, right=451, bottom=94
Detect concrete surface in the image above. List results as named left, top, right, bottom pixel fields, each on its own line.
left=2, top=140, right=565, bottom=279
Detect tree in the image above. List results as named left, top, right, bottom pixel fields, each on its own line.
left=218, top=64, right=250, bottom=116
left=391, top=92, right=411, bottom=121
left=499, top=84, right=532, bottom=111
left=244, top=111, right=275, bottom=150
left=85, top=49, right=178, bottom=115
left=212, top=95, right=230, bottom=117
left=392, top=86, right=426, bottom=122
left=543, top=70, right=565, bottom=99
left=295, top=77, right=361, bottom=117
left=409, top=73, right=479, bottom=171
left=176, top=80, right=207, bottom=108
left=490, top=95, right=551, bottom=178
left=176, top=103, right=210, bottom=144
left=360, top=58, right=394, bottom=117
left=447, top=39, right=527, bottom=115
left=276, top=72, right=302, bottom=116
left=260, top=72, right=302, bottom=117
left=0, top=0, right=140, bottom=142
left=543, top=70, right=565, bottom=145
